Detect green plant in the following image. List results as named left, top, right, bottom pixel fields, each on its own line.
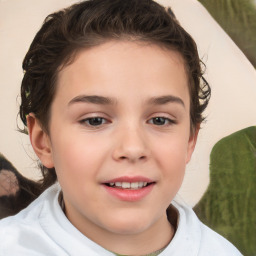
left=194, top=126, right=256, bottom=256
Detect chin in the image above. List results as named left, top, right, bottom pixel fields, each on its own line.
left=103, top=211, right=155, bottom=235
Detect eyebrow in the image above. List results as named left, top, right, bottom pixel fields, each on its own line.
left=147, top=95, right=185, bottom=107
left=68, top=95, right=116, bottom=106
left=68, top=94, right=184, bottom=107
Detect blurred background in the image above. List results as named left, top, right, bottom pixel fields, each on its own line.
left=199, top=0, right=256, bottom=68
left=194, top=1, right=256, bottom=255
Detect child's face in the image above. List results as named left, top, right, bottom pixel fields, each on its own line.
left=32, top=41, right=197, bottom=244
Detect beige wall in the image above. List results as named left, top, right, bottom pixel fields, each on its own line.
left=1, top=0, right=256, bottom=206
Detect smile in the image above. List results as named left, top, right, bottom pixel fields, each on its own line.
left=102, top=176, right=155, bottom=201
left=106, top=181, right=149, bottom=189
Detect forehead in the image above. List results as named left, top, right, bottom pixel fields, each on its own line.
left=55, top=41, right=189, bottom=107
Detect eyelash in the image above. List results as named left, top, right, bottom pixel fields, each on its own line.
left=147, top=117, right=176, bottom=126
left=80, top=117, right=108, bottom=127
left=80, top=116, right=176, bottom=127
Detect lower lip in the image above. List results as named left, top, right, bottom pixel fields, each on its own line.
left=102, top=184, right=154, bottom=202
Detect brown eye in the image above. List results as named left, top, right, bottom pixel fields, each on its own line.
left=82, top=117, right=107, bottom=126
left=152, top=117, right=168, bottom=125
left=149, top=117, right=175, bottom=126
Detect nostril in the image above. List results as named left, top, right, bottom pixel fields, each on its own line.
left=118, top=155, right=146, bottom=161
left=113, top=142, right=149, bottom=162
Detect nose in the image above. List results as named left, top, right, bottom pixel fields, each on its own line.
left=112, top=125, right=150, bottom=163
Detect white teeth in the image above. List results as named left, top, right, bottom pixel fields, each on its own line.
left=138, top=182, right=144, bottom=188
left=115, top=182, right=122, bottom=187
left=108, top=182, right=149, bottom=189
left=131, top=182, right=139, bottom=189
left=122, top=182, right=130, bottom=189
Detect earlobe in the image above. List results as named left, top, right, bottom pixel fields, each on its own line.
left=27, top=114, right=54, bottom=168
left=186, top=125, right=200, bottom=164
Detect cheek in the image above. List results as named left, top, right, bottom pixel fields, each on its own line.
left=153, top=137, right=189, bottom=169
left=152, top=135, right=189, bottom=189
left=50, top=132, right=110, bottom=180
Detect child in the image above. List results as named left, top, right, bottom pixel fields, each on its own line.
left=0, top=0, right=242, bottom=255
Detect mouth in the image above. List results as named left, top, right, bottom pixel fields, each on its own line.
left=104, top=181, right=153, bottom=190
left=102, top=177, right=155, bottom=201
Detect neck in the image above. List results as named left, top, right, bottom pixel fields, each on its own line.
left=60, top=192, right=177, bottom=255
left=67, top=208, right=175, bottom=255
left=109, top=216, right=174, bottom=255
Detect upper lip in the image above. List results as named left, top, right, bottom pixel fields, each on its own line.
left=103, top=176, right=154, bottom=184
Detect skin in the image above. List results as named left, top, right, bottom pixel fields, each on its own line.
left=27, top=41, right=198, bottom=255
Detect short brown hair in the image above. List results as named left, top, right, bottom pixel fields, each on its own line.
left=19, top=0, right=210, bottom=191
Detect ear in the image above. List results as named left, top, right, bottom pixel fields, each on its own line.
left=186, top=125, right=200, bottom=164
left=27, top=114, right=54, bottom=168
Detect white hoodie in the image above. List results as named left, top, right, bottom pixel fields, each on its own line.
left=0, top=184, right=242, bottom=256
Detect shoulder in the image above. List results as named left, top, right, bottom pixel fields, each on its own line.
left=198, top=222, right=242, bottom=255
left=169, top=200, right=242, bottom=256
left=0, top=183, right=60, bottom=224
left=0, top=184, right=61, bottom=255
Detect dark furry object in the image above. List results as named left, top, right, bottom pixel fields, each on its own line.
left=0, top=153, right=41, bottom=219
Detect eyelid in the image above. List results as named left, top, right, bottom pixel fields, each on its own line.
left=79, top=117, right=108, bottom=128
left=78, top=113, right=112, bottom=127
left=78, top=111, right=110, bottom=120
left=148, top=112, right=177, bottom=120
left=148, top=117, right=176, bottom=124
left=147, top=113, right=177, bottom=126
